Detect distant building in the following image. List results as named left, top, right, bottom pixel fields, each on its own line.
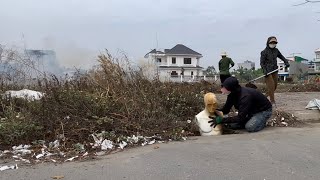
left=277, top=56, right=308, bottom=81
left=238, top=60, right=255, bottom=70
left=144, top=44, right=203, bottom=82
left=25, top=49, right=63, bottom=76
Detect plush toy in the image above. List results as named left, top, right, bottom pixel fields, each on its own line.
left=195, top=92, right=223, bottom=136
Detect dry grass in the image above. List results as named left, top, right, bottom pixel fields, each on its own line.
left=0, top=51, right=215, bottom=149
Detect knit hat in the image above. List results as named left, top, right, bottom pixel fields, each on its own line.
left=222, top=77, right=240, bottom=92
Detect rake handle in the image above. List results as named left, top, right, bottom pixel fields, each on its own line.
left=249, top=67, right=284, bottom=83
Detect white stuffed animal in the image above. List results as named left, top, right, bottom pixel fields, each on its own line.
left=195, top=92, right=223, bottom=136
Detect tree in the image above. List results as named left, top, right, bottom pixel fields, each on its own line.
left=203, top=66, right=216, bottom=76
left=293, top=0, right=320, bottom=21
left=233, top=67, right=264, bottom=82
left=293, top=0, right=320, bottom=6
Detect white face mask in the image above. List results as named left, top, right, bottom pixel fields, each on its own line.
left=269, top=44, right=277, bottom=48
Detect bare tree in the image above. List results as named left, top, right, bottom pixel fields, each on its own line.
left=293, top=0, right=320, bottom=6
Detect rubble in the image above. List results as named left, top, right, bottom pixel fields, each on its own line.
left=266, top=111, right=304, bottom=127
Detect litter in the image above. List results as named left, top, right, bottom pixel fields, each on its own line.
left=101, top=140, right=113, bottom=150
left=65, top=156, right=78, bottom=162
left=306, top=99, right=320, bottom=110
left=51, top=175, right=64, bottom=179
left=4, top=89, right=44, bottom=101
left=0, top=164, right=18, bottom=171
left=119, top=141, right=128, bottom=149
left=36, top=154, right=44, bottom=159
left=49, top=140, right=60, bottom=149
left=148, top=139, right=156, bottom=145
left=12, top=144, right=32, bottom=156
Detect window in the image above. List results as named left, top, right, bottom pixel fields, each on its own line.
left=317, top=54, right=320, bottom=59
left=156, top=58, right=162, bottom=63
left=184, top=58, right=191, bottom=64
left=191, top=71, right=194, bottom=76
left=171, top=71, right=178, bottom=77
left=172, top=57, right=176, bottom=64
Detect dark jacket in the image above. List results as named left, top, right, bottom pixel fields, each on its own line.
left=220, top=77, right=272, bottom=124
left=260, top=36, right=289, bottom=75
left=219, top=57, right=234, bottom=75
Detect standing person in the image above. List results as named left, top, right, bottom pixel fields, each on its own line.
left=219, top=52, right=234, bottom=86
left=260, top=36, right=290, bottom=106
left=208, top=77, right=272, bottom=133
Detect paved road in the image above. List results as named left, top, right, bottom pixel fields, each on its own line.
left=2, top=126, right=320, bottom=180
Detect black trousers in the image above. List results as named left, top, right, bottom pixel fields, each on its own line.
left=220, top=74, right=231, bottom=86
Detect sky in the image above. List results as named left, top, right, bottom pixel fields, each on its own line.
left=0, top=0, right=319, bottom=70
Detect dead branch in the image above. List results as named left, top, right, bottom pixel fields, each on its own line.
left=293, top=0, right=320, bottom=6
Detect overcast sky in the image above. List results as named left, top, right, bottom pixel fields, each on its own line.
left=0, top=0, right=319, bottom=69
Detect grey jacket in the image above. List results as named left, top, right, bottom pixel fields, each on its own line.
left=260, top=36, right=289, bottom=74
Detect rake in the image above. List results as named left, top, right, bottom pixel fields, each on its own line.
left=245, top=67, right=285, bottom=89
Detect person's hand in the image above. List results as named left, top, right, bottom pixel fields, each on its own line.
left=208, top=116, right=223, bottom=128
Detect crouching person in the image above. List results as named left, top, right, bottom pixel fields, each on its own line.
left=195, top=92, right=223, bottom=136
left=209, top=77, right=272, bottom=132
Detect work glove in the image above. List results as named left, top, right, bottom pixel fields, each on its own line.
left=285, top=62, right=290, bottom=68
left=208, top=113, right=223, bottom=128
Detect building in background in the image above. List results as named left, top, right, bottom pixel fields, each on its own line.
left=277, top=56, right=308, bottom=81
left=237, top=60, right=255, bottom=70
left=25, top=49, right=63, bottom=76
left=144, top=44, right=203, bottom=82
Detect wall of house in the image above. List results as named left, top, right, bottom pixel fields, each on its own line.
left=158, top=69, right=203, bottom=77
left=166, top=56, right=198, bottom=66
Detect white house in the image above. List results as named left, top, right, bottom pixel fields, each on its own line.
left=144, top=44, right=204, bottom=82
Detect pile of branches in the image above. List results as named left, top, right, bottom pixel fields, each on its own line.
left=0, top=51, right=215, bottom=148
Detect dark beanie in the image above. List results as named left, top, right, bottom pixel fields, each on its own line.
left=222, top=77, right=240, bottom=92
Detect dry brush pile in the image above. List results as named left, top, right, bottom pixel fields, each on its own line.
left=0, top=51, right=215, bottom=150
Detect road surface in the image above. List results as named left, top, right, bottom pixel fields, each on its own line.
left=2, top=126, right=320, bottom=180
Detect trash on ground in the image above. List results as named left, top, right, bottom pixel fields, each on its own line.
left=101, top=140, right=113, bottom=150
left=0, top=164, right=18, bottom=171
left=148, top=139, right=156, bottom=145
left=119, top=141, right=127, bottom=149
left=51, top=175, right=64, bottom=179
left=4, top=89, right=44, bottom=101
left=306, top=99, right=320, bottom=111
left=65, top=156, right=78, bottom=162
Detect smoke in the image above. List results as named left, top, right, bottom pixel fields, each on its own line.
left=42, top=37, right=99, bottom=70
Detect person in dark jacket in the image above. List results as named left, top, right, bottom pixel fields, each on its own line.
left=209, top=77, right=272, bottom=132
left=219, top=52, right=234, bottom=86
left=260, top=36, right=290, bottom=106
